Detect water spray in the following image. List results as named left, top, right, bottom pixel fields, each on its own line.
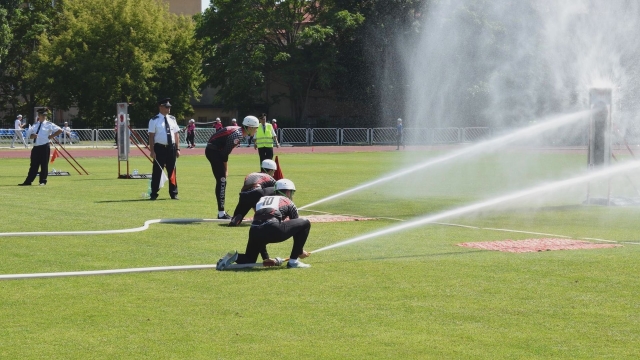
left=300, top=110, right=592, bottom=210
left=312, top=159, right=640, bottom=254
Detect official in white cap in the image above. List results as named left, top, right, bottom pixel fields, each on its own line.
left=19, top=108, right=62, bottom=186
left=148, top=98, right=180, bottom=200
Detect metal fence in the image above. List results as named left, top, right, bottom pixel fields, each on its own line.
left=7, top=125, right=640, bottom=148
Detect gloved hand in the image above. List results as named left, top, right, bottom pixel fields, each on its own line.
left=263, top=257, right=284, bottom=267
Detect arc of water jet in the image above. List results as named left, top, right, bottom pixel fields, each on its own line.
left=299, top=110, right=593, bottom=210
left=312, top=159, right=640, bottom=253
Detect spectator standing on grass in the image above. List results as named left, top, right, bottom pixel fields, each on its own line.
left=11, top=114, right=28, bottom=148
left=186, top=119, right=196, bottom=148
left=18, top=108, right=62, bottom=186
left=205, top=115, right=259, bottom=219
left=216, top=179, right=312, bottom=270
left=148, top=98, right=180, bottom=200
left=253, top=113, right=280, bottom=167
left=62, top=122, right=73, bottom=145
left=396, top=118, right=405, bottom=150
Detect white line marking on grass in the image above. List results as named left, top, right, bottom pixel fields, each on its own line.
left=0, top=218, right=234, bottom=237
left=0, top=264, right=218, bottom=281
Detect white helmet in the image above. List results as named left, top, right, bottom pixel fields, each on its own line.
left=189, top=119, right=195, bottom=123
left=261, top=159, right=277, bottom=171
left=275, top=179, right=296, bottom=192
left=397, top=118, right=402, bottom=122
left=242, top=115, right=259, bottom=127
left=231, top=118, right=237, bottom=122
left=272, top=119, right=277, bottom=122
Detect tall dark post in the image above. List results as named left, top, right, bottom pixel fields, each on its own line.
left=586, top=88, right=613, bottom=205
left=588, top=88, right=612, bottom=168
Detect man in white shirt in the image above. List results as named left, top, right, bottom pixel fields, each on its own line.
left=19, top=108, right=62, bottom=186
left=11, top=114, right=28, bottom=148
left=148, top=98, right=180, bottom=200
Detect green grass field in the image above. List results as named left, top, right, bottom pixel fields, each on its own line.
left=1, top=149, right=639, bottom=359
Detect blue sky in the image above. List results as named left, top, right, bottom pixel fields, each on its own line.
left=201, top=0, right=209, bottom=12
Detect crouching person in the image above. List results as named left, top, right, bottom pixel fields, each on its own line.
left=217, top=179, right=311, bottom=269
left=228, top=159, right=278, bottom=227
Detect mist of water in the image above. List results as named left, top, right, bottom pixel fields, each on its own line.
left=312, top=159, right=640, bottom=253
left=300, top=109, right=591, bottom=210
left=404, top=0, right=640, bottom=130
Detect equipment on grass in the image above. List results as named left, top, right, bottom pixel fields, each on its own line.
left=47, top=170, right=71, bottom=176
left=51, top=138, right=89, bottom=175
left=219, top=257, right=287, bottom=270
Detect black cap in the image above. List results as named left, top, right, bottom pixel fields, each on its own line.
left=36, top=107, right=49, bottom=114
left=158, top=98, right=171, bottom=107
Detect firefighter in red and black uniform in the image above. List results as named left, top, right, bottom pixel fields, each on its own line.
left=205, top=115, right=259, bottom=219
left=228, top=159, right=278, bottom=227
left=233, top=179, right=311, bottom=268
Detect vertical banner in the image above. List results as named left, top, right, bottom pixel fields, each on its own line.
left=117, top=103, right=130, bottom=161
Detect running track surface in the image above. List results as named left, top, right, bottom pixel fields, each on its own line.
left=0, top=145, right=587, bottom=159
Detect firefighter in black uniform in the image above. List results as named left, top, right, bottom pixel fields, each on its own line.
left=205, top=115, right=259, bottom=219
left=148, top=98, right=180, bottom=200
left=218, top=179, right=312, bottom=269
left=228, top=159, right=278, bottom=227
left=19, top=108, right=62, bottom=186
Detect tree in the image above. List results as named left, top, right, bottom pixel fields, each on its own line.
left=32, top=0, right=203, bottom=127
left=332, top=0, right=425, bottom=125
left=196, top=0, right=364, bottom=125
left=0, top=0, right=63, bottom=125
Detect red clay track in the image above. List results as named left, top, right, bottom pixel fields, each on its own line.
left=0, top=145, right=412, bottom=159
left=0, top=145, right=590, bottom=159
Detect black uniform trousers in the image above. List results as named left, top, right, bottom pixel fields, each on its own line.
left=205, top=147, right=227, bottom=211
left=186, top=132, right=195, bottom=147
left=151, top=143, right=178, bottom=198
left=23, top=144, right=50, bottom=185
left=236, top=218, right=311, bottom=264
left=230, top=187, right=275, bottom=225
left=257, top=147, right=273, bottom=166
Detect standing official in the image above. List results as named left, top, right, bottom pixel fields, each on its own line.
left=11, top=114, right=28, bottom=148
left=205, top=115, right=259, bottom=219
left=19, top=108, right=61, bottom=186
left=148, top=98, right=180, bottom=200
left=253, top=113, right=279, bottom=167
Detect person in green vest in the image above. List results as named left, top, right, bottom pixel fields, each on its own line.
left=253, top=113, right=280, bottom=167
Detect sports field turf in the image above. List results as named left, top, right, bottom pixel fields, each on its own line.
left=1, top=149, right=639, bottom=359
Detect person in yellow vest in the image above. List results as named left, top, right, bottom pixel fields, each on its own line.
left=253, top=113, right=279, bottom=166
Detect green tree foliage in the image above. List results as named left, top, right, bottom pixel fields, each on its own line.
left=0, top=0, right=63, bottom=125
left=196, top=0, right=364, bottom=125
left=32, top=0, right=203, bottom=127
